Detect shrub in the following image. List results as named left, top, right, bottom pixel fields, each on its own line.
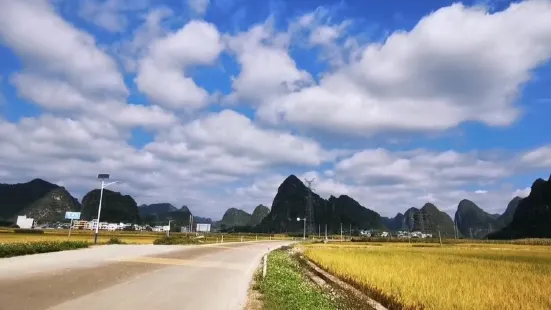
left=107, top=237, right=126, bottom=244
left=153, top=235, right=200, bottom=245
left=0, top=241, right=89, bottom=258
left=13, top=228, right=44, bottom=234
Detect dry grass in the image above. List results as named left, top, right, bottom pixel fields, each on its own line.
left=304, top=242, right=551, bottom=310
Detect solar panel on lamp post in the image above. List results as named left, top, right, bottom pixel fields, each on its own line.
left=94, top=174, right=120, bottom=245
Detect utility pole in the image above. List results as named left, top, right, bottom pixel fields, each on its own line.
left=469, top=227, right=473, bottom=239
left=304, top=178, right=316, bottom=236
left=325, top=224, right=327, bottom=240
left=349, top=223, right=352, bottom=239
left=437, top=224, right=442, bottom=246
left=318, top=224, right=320, bottom=239
left=340, top=222, right=343, bottom=241
left=453, top=219, right=458, bottom=239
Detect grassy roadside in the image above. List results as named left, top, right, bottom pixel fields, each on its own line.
left=259, top=248, right=338, bottom=310
left=0, top=241, right=89, bottom=258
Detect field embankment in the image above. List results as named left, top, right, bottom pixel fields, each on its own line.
left=256, top=248, right=339, bottom=310
left=304, top=242, right=551, bottom=310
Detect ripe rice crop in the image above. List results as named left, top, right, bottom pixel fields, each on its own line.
left=304, top=243, right=551, bottom=310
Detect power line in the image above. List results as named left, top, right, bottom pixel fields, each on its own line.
left=304, top=178, right=316, bottom=235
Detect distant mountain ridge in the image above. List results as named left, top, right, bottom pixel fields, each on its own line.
left=248, top=204, right=270, bottom=226
left=0, top=175, right=548, bottom=239
left=490, top=175, right=551, bottom=239
left=258, top=175, right=385, bottom=233
left=81, top=189, right=140, bottom=223
left=404, top=203, right=456, bottom=237
left=0, top=179, right=80, bottom=223
left=219, top=208, right=252, bottom=229
left=454, top=199, right=502, bottom=238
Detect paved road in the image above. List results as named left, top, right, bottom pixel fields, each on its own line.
left=0, top=241, right=292, bottom=310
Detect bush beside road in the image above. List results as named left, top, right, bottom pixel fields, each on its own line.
left=0, top=241, right=89, bottom=258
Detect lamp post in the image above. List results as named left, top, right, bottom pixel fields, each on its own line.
left=167, top=219, right=172, bottom=237
left=297, top=217, right=306, bottom=240
left=94, top=174, right=120, bottom=245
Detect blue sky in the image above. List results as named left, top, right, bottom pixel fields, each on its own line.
left=0, top=0, right=550, bottom=219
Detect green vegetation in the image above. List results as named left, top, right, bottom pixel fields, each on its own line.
left=81, top=189, right=140, bottom=223
left=13, top=228, right=44, bottom=234
left=304, top=242, right=551, bottom=310
left=106, top=236, right=126, bottom=244
left=219, top=208, right=252, bottom=230
left=152, top=235, right=201, bottom=245
left=248, top=204, right=270, bottom=226
left=259, top=175, right=385, bottom=234
left=0, top=178, right=79, bottom=223
left=491, top=175, right=551, bottom=239
left=260, top=249, right=337, bottom=310
left=0, top=240, right=89, bottom=258
left=454, top=199, right=503, bottom=238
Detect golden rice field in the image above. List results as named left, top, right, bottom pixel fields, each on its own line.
left=0, top=230, right=290, bottom=245
left=304, top=242, right=551, bottom=310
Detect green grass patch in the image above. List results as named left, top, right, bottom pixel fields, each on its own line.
left=13, top=228, right=44, bottom=234
left=0, top=241, right=89, bottom=258
left=260, top=249, right=337, bottom=310
left=106, top=237, right=126, bottom=244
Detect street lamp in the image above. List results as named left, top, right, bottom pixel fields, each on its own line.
left=297, top=217, right=306, bottom=240
left=94, top=174, right=120, bottom=245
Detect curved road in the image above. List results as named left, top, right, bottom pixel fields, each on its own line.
left=0, top=241, right=292, bottom=310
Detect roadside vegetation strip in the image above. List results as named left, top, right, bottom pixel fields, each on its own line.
left=260, top=249, right=339, bottom=310
left=0, top=241, right=89, bottom=258
left=304, top=243, right=551, bottom=310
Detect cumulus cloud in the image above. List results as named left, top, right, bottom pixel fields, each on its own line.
left=78, top=0, right=149, bottom=32
left=255, top=1, right=551, bottom=135
left=0, top=0, right=128, bottom=97
left=0, top=0, right=550, bottom=219
left=520, top=146, right=551, bottom=168
left=135, top=20, right=223, bottom=109
left=334, top=149, right=511, bottom=188
left=187, top=0, right=210, bottom=16
left=224, top=20, right=313, bottom=106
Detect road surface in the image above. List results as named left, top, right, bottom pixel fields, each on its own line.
left=0, top=241, right=292, bottom=310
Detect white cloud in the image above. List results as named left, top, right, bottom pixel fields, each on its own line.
left=1, top=1, right=550, bottom=220
left=256, top=1, right=551, bottom=135
left=149, top=109, right=337, bottom=167
left=11, top=72, right=176, bottom=129
left=224, top=21, right=313, bottom=106
left=520, top=145, right=551, bottom=168
left=187, top=0, right=210, bottom=16
left=512, top=187, right=531, bottom=198
left=0, top=0, right=128, bottom=97
left=334, top=148, right=510, bottom=188
left=135, top=20, right=223, bottom=109
left=78, top=0, right=149, bottom=33
left=116, top=7, right=174, bottom=72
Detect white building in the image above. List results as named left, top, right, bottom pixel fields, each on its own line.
left=16, top=215, right=34, bottom=229
left=196, top=223, right=211, bottom=232
left=152, top=225, right=170, bottom=232
left=87, top=219, right=108, bottom=230
left=106, top=223, right=119, bottom=231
